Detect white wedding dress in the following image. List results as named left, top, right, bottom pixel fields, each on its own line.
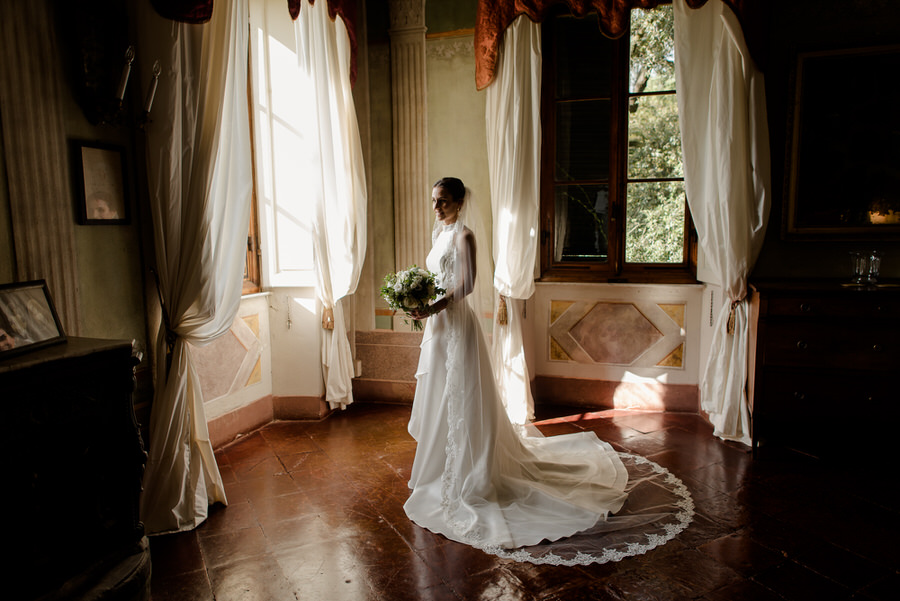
left=404, top=223, right=694, bottom=565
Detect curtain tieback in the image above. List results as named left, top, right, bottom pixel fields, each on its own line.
left=150, top=268, right=178, bottom=374
left=322, top=307, right=335, bottom=330
left=726, top=298, right=745, bottom=335
left=497, top=295, right=508, bottom=326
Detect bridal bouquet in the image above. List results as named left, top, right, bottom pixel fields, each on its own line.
left=380, top=266, right=444, bottom=331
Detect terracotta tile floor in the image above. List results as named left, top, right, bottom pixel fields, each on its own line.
left=148, top=402, right=899, bottom=601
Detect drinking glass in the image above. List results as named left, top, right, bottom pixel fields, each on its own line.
left=867, top=251, right=882, bottom=285
left=849, top=251, right=867, bottom=285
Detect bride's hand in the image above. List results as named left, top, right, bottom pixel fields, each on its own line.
left=409, top=296, right=449, bottom=320
left=409, top=307, right=430, bottom=320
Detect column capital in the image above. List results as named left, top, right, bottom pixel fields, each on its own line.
left=388, top=0, right=426, bottom=35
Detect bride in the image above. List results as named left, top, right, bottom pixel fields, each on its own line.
left=404, top=177, right=640, bottom=556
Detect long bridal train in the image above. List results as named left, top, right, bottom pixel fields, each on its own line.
left=403, top=219, right=693, bottom=566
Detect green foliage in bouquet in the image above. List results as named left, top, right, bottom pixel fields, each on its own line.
left=381, top=265, right=445, bottom=331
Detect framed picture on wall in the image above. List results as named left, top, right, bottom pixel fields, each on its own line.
left=0, top=280, right=66, bottom=359
left=71, top=140, right=130, bottom=225
left=784, top=44, right=900, bottom=239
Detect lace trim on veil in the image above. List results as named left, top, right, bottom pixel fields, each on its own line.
left=483, top=453, right=695, bottom=565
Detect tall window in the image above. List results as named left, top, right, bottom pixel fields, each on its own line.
left=247, top=0, right=319, bottom=289
left=540, top=3, right=695, bottom=283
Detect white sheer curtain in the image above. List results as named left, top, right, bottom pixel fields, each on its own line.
left=296, top=0, right=368, bottom=410
left=674, top=0, right=771, bottom=445
left=485, top=16, right=541, bottom=425
left=138, top=0, right=252, bottom=534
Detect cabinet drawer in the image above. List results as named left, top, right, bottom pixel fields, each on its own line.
left=761, top=323, right=899, bottom=370
left=754, top=370, right=893, bottom=418
left=765, top=295, right=900, bottom=319
left=753, top=369, right=897, bottom=458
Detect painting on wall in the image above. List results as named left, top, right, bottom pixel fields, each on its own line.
left=0, top=280, right=66, bottom=359
left=72, top=140, right=130, bottom=225
left=784, top=44, right=900, bottom=239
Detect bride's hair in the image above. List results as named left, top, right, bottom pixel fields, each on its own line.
left=433, top=177, right=466, bottom=205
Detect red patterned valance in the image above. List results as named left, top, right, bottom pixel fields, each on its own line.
left=475, top=0, right=766, bottom=90
left=151, top=0, right=358, bottom=84
left=288, top=0, right=358, bottom=85
left=151, top=0, right=214, bottom=24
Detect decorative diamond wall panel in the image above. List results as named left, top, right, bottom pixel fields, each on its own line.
left=549, top=301, right=686, bottom=368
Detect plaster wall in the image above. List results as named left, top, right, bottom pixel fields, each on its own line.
left=199, top=293, right=274, bottom=420
left=199, top=284, right=325, bottom=428
left=0, top=1, right=149, bottom=365
left=425, top=33, right=490, bottom=209
left=367, top=41, right=396, bottom=328
left=267, top=286, right=325, bottom=398
left=63, top=97, right=147, bottom=343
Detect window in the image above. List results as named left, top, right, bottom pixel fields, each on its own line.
left=540, top=3, right=695, bottom=283
left=247, top=0, right=318, bottom=289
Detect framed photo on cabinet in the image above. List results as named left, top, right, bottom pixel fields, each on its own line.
left=0, top=280, right=66, bottom=359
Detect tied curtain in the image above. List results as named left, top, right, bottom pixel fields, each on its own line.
left=138, top=0, right=252, bottom=534
left=674, top=0, right=770, bottom=444
left=485, top=16, right=542, bottom=425
left=294, top=0, right=368, bottom=410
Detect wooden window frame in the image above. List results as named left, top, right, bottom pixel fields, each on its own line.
left=538, top=6, right=697, bottom=285
left=243, top=68, right=262, bottom=295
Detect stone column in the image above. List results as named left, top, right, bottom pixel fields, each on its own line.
left=388, top=0, right=430, bottom=275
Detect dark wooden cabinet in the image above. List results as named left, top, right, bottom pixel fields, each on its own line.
left=749, top=280, right=900, bottom=458
left=1, top=338, right=150, bottom=601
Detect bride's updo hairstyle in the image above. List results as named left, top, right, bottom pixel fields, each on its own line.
left=434, top=177, right=466, bottom=205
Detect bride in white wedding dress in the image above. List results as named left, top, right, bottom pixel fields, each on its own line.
left=404, top=177, right=693, bottom=565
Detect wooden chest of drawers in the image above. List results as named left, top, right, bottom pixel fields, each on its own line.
left=749, top=280, right=900, bottom=458
left=1, top=338, right=150, bottom=600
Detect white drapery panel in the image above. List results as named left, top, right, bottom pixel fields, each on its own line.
left=138, top=0, right=252, bottom=534
left=295, top=0, right=367, bottom=410
left=674, top=0, right=770, bottom=445
left=485, top=16, right=541, bottom=425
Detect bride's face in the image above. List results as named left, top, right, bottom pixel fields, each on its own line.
left=432, top=185, right=462, bottom=224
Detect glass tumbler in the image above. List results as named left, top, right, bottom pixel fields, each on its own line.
left=867, top=251, right=882, bottom=285
left=849, top=251, right=867, bottom=284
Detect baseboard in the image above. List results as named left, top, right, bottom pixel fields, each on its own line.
left=352, top=378, right=417, bottom=404
left=532, top=375, right=699, bottom=413
left=207, top=375, right=696, bottom=449
left=208, top=394, right=333, bottom=449
left=352, top=374, right=698, bottom=413
left=208, top=395, right=274, bottom=448
left=273, top=395, right=331, bottom=420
